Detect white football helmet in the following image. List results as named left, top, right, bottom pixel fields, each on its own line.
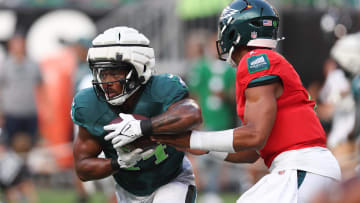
left=87, top=26, right=155, bottom=105
left=330, top=32, right=360, bottom=75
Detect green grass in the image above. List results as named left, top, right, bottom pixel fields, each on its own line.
left=197, top=192, right=239, bottom=203
left=38, top=189, right=239, bottom=203
left=213, top=193, right=239, bottom=203
left=1, top=187, right=239, bottom=203
left=38, top=188, right=107, bottom=203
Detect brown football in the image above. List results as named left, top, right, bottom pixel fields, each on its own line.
left=109, top=114, right=157, bottom=151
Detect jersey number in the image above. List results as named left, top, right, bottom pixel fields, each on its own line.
left=124, top=144, right=168, bottom=171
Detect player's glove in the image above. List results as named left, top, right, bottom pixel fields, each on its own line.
left=104, top=113, right=152, bottom=149
left=115, top=148, right=154, bottom=169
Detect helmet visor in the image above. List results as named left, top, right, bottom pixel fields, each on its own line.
left=92, top=67, right=128, bottom=99
left=90, top=60, right=133, bottom=101
left=96, top=68, right=128, bottom=84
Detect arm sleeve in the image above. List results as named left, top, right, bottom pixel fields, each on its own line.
left=247, top=75, right=281, bottom=88
left=71, top=99, right=87, bottom=128
left=240, top=50, right=282, bottom=89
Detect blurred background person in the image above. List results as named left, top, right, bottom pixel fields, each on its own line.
left=0, top=135, right=38, bottom=203
left=316, top=57, right=356, bottom=180
left=186, top=31, right=236, bottom=136
left=316, top=58, right=339, bottom=135
left=68, top=38, right=93, bottom=93
left=318, top=57, right=355, bottom=149
left=0, top=33, right=41, bottom=202
left=185, top=30, right=245, bottom=203
left=308, top=31, right=360, bottom=203
left=324, top=33, right=360, bottom=180
left=0, top=33, right=42, bottom=149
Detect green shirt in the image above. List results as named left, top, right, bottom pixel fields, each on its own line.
left=71, top=74, right=189, bottom=196
left=187, top=58, right=236, bottom=130
left=352, top=75, right=360, bottom=138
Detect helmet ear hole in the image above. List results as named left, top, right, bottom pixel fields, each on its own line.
left=229, top=30, right=236, bottom=41
left=139, top=76, right=145, bottom=83
left=250, top=20, right=262, bottom=27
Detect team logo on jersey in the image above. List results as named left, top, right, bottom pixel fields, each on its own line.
left=247, top=54, right=270, bottom=74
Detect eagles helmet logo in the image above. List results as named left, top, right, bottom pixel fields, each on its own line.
left=220, top=6, right=238, bottom=21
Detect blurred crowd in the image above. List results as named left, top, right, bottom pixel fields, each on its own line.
left=0, top=32, right=116, bottom=202
left=0, top=9, right=360, bottom=203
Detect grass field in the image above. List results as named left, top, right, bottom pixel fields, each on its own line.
left=37, top=188, right=106, bottom=203
left=31, top=188, right=239, bottom=203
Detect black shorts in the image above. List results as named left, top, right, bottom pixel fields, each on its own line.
left=0, top=165, right=31, bottom=190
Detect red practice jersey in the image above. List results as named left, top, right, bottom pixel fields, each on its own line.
left=236, top=49, right=326, bottom=168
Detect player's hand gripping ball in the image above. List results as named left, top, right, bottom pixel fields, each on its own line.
left=108, top=114, right=157, bottom=152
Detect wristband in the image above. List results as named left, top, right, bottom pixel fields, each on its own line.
left=190, top=129, right=235, bottom=152
left=111, top=157, right=120, bottom=171
left=207, top=151, right=229, bottom=161
left=140, top=119, right=153, bottom=136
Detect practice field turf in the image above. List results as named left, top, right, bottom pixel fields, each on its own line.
left=2, top=188, right=239, bottom=203
left=38, top=188, right=106, bottom=203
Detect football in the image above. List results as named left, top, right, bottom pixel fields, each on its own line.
left=109, top=114, right=157, bottom=151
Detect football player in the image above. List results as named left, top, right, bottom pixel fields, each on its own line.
left=117, top=0, right=341, bottom=202
left=71, top=27, right=201, bottom=203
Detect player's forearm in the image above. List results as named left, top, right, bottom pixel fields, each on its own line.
left=232, top=124, right=269, bottom=151
left=151, top=98, right=202, bottom=134
left=203, top=149, right=259, bottom=163
left=225, top=150, right=260, bottom=163
left=75, top=158, right=115, bottom=181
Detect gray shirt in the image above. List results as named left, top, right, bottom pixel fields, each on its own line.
left=0, top=56, right=42, bottom=116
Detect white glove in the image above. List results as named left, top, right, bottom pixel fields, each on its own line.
left=104, top=113, right=143, bottom=149
left=117, top=148, right=154, bottom=168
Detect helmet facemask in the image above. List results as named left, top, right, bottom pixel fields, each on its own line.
left=216, top=17, right=236, bottom=61
left=90, top=60, right=141, bottom=106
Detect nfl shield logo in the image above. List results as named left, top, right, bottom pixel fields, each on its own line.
left=251, top=31, right=257, bottom=39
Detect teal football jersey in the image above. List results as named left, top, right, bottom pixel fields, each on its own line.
left=71, top=74, right=189, bottom=196
left=352, top=75, right=360, bottom=138
left=352, top=75, right=360, bottom=102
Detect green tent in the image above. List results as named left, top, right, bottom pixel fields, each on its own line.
left=177, top=0, right=233, bottom=20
